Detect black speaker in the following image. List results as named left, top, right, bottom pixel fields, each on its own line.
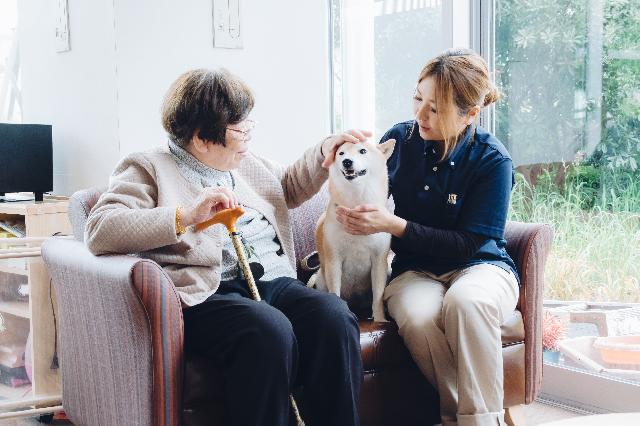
left=0, top=123, right=53, bottom=202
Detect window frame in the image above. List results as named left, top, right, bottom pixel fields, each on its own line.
left=472, top=0, right=496, bottom=133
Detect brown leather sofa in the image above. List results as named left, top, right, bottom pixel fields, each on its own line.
left=42, top=187, right=553, bottom=426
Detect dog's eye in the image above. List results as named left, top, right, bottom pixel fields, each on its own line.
left=359, top=149, right=367, bottom=154
left=339, top=152, right=344, bottom=156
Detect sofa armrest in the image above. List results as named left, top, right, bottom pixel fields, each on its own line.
left=42, top=238, right=184, bottom=426
left=504, top=221, right=554, bottom=403
left=68, top=187, right=106, bottom=242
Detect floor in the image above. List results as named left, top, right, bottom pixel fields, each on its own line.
left=0, top=400, right=586, bottom=425
left=524, top=400, right=585, bottom=424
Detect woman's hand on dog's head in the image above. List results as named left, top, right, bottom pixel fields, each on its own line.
left=321, top=129, right=373, bottom=168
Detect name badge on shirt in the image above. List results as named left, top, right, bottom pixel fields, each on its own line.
left=447, top=194, right=458, bottom=205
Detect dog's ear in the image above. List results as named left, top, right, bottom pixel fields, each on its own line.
left=377, top=138, right=396, bottom=160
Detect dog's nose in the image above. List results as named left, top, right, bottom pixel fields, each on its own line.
left=342, top=159, right=353, bottom=168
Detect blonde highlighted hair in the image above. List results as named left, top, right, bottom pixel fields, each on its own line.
left=417, top=48, right=499, bottom=161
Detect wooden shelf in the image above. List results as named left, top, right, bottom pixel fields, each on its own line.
left=0, top=259, right=28, bottom=276
left=0, top=200, right=69, bottom=416
left=0, top=301, right=30, bottom=319
left=0, top=201, right=68, bottom=216
left=0, top=383, right=31, bottom=403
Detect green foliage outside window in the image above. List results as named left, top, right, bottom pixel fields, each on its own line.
left=498, top=0, right=640, bottom=302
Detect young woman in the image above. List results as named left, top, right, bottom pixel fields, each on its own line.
left=85, top=68, right=365, bottom=426
left=336, top=49, right=519, bottom=426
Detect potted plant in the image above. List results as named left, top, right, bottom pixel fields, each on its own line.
left=542, top=311, right=567, bottom=363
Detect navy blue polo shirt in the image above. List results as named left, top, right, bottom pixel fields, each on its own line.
left=382, top=121, right=518, bottom=281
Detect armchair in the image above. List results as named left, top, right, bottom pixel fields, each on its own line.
left=42, top=187, right=552, bottom=426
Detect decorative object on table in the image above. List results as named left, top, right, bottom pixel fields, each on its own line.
left=559, top=336, right=640, bottom=381
left=593, top=335, right=640, bottom=368
left=543, top=311, right=567, bottom=363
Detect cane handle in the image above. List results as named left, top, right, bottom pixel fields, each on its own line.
left=195, top=207, right=245, bottom=232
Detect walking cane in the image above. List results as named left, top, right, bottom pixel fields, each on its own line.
left=195, top=207, right=305, bottom=426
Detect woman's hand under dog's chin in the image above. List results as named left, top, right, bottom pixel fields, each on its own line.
left=335, top=205, right=407, bottom=237
left=321, top=129, right=373, bottom=168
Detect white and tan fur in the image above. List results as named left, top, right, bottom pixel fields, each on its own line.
left=312, top=139, right=396, bottom=322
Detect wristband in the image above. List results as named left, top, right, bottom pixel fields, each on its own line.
left=176, top=206, right=187, bottom=236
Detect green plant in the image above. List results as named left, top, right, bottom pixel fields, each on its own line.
left=565, top=164, right=601, bottom=209
left=499, top=0, right=640, bottom=303
left=509, top=168, right=640, bottom=303
left=542, top=312, right=567, bottom=351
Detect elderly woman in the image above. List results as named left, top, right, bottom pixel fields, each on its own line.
left=85, top=69, right=364, bottom=426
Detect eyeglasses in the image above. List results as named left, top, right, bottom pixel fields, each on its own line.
left=226, top=119, right=256, bottom=139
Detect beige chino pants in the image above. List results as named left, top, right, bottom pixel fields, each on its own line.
left=383, top=263, right=519, bottom=426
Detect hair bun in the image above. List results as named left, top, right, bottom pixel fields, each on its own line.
left=483, top=87, right=500, bottom=106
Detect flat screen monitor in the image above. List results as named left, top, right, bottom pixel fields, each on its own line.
left=0, top=123, right=53, bottom=202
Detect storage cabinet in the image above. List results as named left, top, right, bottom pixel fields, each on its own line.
left=0, top=199, right=71, bottom=418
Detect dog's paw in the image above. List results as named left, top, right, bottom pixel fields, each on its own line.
left=306, top=271, right=318, bottom=288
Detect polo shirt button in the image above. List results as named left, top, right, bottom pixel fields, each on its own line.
left=216, top=241, right=221, bottom=247
left=433, top=166, right=438, bottom=171
left=424, top=185, right=430, bottom=191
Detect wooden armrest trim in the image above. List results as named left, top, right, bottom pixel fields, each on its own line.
left=132, top=261, right=184, bottom=426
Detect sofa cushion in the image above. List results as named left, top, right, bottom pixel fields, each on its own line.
left=501, top=310, right=525, bottom=346
left=360, top=309, right=525, bottom=371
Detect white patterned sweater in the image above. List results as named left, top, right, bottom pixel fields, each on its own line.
left=168, top=141, right=295, bottom=282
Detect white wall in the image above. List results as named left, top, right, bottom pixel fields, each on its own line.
left=18, top=0, right=331, bottom=195
left=18, top=0, right=121, bottom=194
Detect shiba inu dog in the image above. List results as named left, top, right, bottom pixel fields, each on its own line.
left=311, top=138, right=396, bottom=322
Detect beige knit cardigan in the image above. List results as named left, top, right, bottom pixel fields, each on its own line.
left=85, top=141, right=328, bottom=307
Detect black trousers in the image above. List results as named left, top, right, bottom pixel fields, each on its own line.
left=183, top=276, right=362, bottom=426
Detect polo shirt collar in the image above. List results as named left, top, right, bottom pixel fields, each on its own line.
left=441, top=124, right=473, bottom=170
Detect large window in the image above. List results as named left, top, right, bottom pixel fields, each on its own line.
left=0, top=0, right=21, bottom=123
left=332, top=0, right=640, bottom=413
left=495, top=0, right=640, bottom=410
left=330, top=0, right=468, bottom=137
